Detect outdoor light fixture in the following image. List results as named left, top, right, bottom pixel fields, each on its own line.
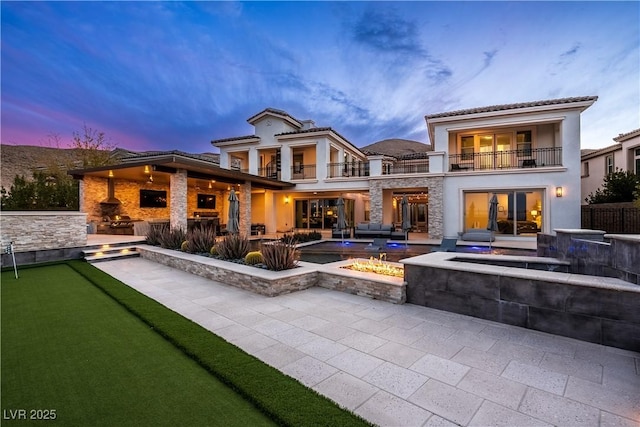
left=284, top=196, right=290, bottom=204
left=108, top=170, right=114, bottom=178
left=556, top=187, right=563, bottom=197
left=147, top=174, right=154, bottom=184
left=208, top=181, right=212, bottom=189
left=144, top=165, right=150, bottom=174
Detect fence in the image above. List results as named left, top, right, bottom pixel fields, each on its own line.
left=581, top=203, right=640, bottom=233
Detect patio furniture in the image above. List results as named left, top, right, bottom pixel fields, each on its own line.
left=458, top=229, right=495, bottom=242
left=365, top=238, right=388, bottom=251
left=431, top=238, right=458, bottom=252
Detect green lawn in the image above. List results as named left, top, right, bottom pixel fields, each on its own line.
left=1, top=263, right=274, bottom=426
left=2, top=261, right=370, bottom=427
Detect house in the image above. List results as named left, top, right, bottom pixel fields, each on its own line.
left=581, top=128, right=640, bottom=204
left=69, top=96, right=597, bottom=241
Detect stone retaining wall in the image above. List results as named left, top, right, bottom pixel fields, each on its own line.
left=404, top=252, right=640, bottom=351
left=0, top=211, right=87, bottom=251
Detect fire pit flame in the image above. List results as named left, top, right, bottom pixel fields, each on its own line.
left=347, top=254, right=404, bottom=278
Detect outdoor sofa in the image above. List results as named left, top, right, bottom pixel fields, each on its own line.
left=354, top=223, right=405, bottom=239
left=458, top=228, right=495, bottom=242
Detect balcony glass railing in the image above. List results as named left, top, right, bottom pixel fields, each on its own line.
left=448, top=147, right=562, bottom=171
left=290, top=164, right=316, bottom=180
left=382, top=159, right=430, bottom=175
left=327, top=162, right=370, bottom=178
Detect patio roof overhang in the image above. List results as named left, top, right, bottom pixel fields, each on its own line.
left=68, top=152, right=294, bottom=191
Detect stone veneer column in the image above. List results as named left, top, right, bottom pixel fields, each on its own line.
left=369, top=183, right=383, bottom=224
left=239, top=182, right=251, bottom=235
left=170, top=169, right=188, bottom=231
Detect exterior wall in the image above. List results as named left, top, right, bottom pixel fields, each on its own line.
left=0, top=211, right=87, bottom=252
left=619, top=132, right=640, bottom=172
left=581, top=147, right=620, bottom=204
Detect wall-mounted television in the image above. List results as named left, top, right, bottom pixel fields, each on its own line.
left=197, top=194, right=216, bottom=209
left=140, top=190, right=167, bottom=208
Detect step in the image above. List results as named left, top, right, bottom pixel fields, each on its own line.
left=85, top=251, right=140, bottom=263
left=83, top=245, right=139, bottom=263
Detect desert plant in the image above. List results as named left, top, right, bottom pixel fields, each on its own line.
left=158, top=227, right=187, bottom=250
left=215, top=234, right=250, bottom=260
left=280, top=231, right=321, bottom=244
left=180, top=241, right=190, bottom=252
left=261, top=241, right=299, bottom=271
left=209, top=246, right=218, bottom=256
left=186, top=227, right=217, bottom=254
left=244, top=251, right=264, bottom=265
left=145, top=224, right=166, bottom=246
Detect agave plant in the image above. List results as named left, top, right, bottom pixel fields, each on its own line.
left=145, top=224, right=166, bottom=246
left=261, top=240, right=299, bottom=271
left=215, top=233, right=250, bottom=260
left=158, top=227, right=187, bottom=250
left=187, top=227, right=217, bottom=254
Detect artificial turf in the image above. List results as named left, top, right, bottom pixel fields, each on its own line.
left=1, top=263, right=275, bottom=426
left=2, top=261, right=371, bottom=426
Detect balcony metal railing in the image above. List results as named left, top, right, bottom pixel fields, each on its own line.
left=290, top=164, right=316, bottom=180
left=327, top=162, right=370, bottom=178
left=382, top=159, right=430, bottom=175
left=448, top=147, right=562, bottom=172
left=257, top=166, right=279, bottom=179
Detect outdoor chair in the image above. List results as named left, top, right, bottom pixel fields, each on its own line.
left=431, top=238, right=457, bottom=252
left=365, top=238, right=388, bottom=251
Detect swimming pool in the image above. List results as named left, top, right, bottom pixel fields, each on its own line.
left=297, top=241, right=535, bottom=264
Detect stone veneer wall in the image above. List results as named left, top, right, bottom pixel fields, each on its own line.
left=317, top=270, right=405, bottom=303
left=170, top=170, right=188, bottom=230
left=368, top=175, right=444, bottom=238
left=239, top=182, right=252, bottom=235
left=404, top=257, right=640, bottom=351
left=0, top=211, right=87, bottom=251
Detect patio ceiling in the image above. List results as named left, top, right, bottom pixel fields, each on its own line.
left=68, top=153, right=294, bottom=191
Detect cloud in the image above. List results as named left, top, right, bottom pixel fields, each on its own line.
left=353, top=9, right=423, bottom=54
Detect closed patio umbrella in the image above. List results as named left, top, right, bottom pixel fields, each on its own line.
left=227, top=189, right=240, bottom=234
left=336, top=197, right=348, bottom=244
left=487, top=193, right=499, bottom=253
left=401, top=195, right=411, bottom=247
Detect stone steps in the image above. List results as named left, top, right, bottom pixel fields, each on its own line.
left=83, top=244, right=140, bottom=263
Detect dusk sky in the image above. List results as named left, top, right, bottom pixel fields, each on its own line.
left=1, top=1, right=638, bottom=153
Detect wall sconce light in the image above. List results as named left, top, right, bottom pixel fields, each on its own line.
left=144, top=165, right=150, bottom=174
left=555, top=187, right=563, bottom=197
left=208, top=181, right=212, bottom=189
left=108, top=170, right=114, bottom=178
left=147, top=174, right=154, bottom=184
left=284, top=196, right=290, bottom=204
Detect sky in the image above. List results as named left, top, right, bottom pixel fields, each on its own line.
left=1, top=1, right=638, bottom=154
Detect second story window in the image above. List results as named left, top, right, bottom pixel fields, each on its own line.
left=517, top=131, right=532, bottom=156
left=582, top=161, right=589, bottom=177
left=635, top=148, right=640, bottom=175
left=605, top=155, right=614, bottom=174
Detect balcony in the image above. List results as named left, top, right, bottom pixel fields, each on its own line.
left=382, top=158, right=430, bottom=175
left=291, top=164, right=316, bottom=180
left=327, top=162, right=370, bottom=178
left=448, top=147, right=562, bottom=172
left=257, top=165, right=279, bottom=179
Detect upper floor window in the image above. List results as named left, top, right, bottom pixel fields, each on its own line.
left=634, top=148, right=640, bottom=175
left=582, top=161, right=589, bottom=178
left=605, top=155, right=614, bottom=174
left=517, top=131, right=532, bottom=156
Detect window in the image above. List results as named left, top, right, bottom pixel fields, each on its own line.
left=605, top=155, right=614, bottom=174
left=463, top=190, right=543, bottom=235
left=461, top=136, right=474, bottom=160
left=517, top=131, right=532, bottom=156
left=582, top=161, right=590, bottom=178
left=635, top=148, right=640, bottom=175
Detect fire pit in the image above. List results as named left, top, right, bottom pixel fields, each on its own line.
left=341, top=254, right=404, bottom=278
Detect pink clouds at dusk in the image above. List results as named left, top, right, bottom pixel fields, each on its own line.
left=2, top=2, right=638, bottom=153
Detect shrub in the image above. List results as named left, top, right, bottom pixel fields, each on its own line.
left=158, top=227, right=187, bottom=250
left=186, top=227, right=217, bottom=254
left=244, top=251, right=263, bottom=265
left=180, top=241, right=190, bottom=252
left=261, top=241, right=299, bottom=271
left=215, top=234, right=250, bottom=260
left=145, top=224, right=166, bottom=246
left=280, top=231, right=321, bottom=243
left=209, top=246, right=218, bottom=256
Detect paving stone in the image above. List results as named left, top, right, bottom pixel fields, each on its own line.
left=519, top=331, right=578, bottom=357
left=410, top=354, right=470, bottom=386
left=252, top=318, right=295, bottom=336
left=411, top=321, right=457, bottom=341
left=250, top=301, right=287, bottom=315
left=210, top=323, right=253, bottom=341
left=574, top=347, right=637, bottom=371
left=192, top=312, right=237, bottom=332
left=313, top=372, right=379, bottom=410
left=231, top=312, right=271, bottom=327
left=501, top=360, right=568, bottom=395
left=356, top=306, right=396, bottom=321
left=376, top=326, right=423, bottom=346
left=602, top=364, right=640, bottom=393
left=458, top=368, right=527, bottom=409
left=280, top=356, right=338, bottom=387
left=326, top=348, right=385, bottom=378
left=519, top=387, right=600, bottom=426
left=230, top=332, right=277, bottom=354
left=254, top=343, right=306, bottom=369
left=600, top=411, right=639, bottom=427
left=488, top=340, right=545, bottom=365
left=289, top=314, right=331, bottom=331
left=469, top=400, right=552, bottom=427
left=408, top=380, right=483, bottom=426
left=411, top=336, right=464, bottom=359
left=310, top=323, right=357, bottom=341
left=267, top=308, right=308, bottom=322
left=271, top=327, right=318, bottom=348
left=539, top=352, right=603, bottom=383
left=338, top=330, right=388, bottom=353
left=382, top=313, right=425, bottom=329
left=371, top=341, right=426, bottom=368
left=350, top=317, right=393, bottom=334
left=354, top=390, right=432, bottom=427
left=447, top=329, right=496, bottom=351
left=565, top=376, right=640, bottom=421
left=424, top=414, right=459, bottom=426
left=451, top=346, right=511, bottom=375
left=362, top=362, right=429, bottom=399
left=296, top=336, right=349, bottom=361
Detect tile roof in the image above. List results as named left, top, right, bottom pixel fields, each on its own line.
left=613, top=128, right=640, bottom=142
left=121, top=150, right=220, bottom=164
left=247, top=108, right=303, bottom=127
left=580, top=143, right=621, bottom=160
left=211, top=134, right=259, bottom=145
left=426, top=96, right=598, bottom=119
left=276, top=126, right=352, bottom=144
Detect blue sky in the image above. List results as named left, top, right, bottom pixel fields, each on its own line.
left=1, top=1, right=638, bottom=153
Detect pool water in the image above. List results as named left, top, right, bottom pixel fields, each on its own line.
left=298, top=241, right=535, bottom=264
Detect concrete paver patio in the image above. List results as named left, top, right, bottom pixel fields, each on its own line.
left=94, top=258, right=639, bottom=427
